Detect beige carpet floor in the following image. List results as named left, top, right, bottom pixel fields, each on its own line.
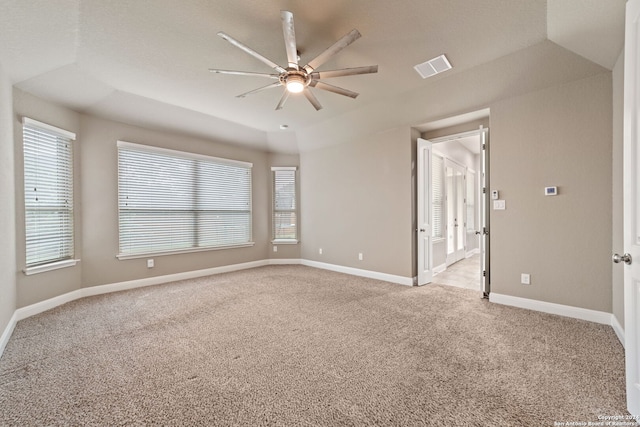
left=0, top=265, right=629, bottom=426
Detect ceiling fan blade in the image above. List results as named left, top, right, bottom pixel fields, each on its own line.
left=309, top=80, right=358, bottom=99
left=217, top=32, right=286, bottom=74
left=303, top=89, right=323, bottom=111
left=275, top=89, right=290, bottom=110
left=309, top=65, right=378, bottom=80
left=236, top=81, right=282, bottom=98
left=209, top=69, right=280, bottom=79
left=303, top=29, right=361, bottom=73
left=281, top=11, right=299, bottom=70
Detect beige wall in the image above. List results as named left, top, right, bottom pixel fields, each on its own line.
left=302, top=71, right=612, bottom=313
left=612, top=50, right=624, bottom=327
left=10, top=89, right=275, bottom=307
left=268, top=152, right=301, bottom=260
left=0, top=63, right=16, bottom=336
left=490, top=72, right=612, bottom=312
left=300, top=127, right=415, bottom=279
left=13, top=89, right=83, bottom=307
left=79, top=115, right=271, bottom=288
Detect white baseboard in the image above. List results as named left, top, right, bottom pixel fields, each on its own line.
left=612, top=315, right=625, bottom=347
left=433, top=263, right=447, bottom=275
left=14, top=260, right=272, bottom=323
left=268, top=259, right=302, bottom=265
left=300, top=259, right=414, bottom=286
left=490, top=293, right=624, bottom=346
left=466, top=248, right=480, bottom=258
left=0, top=311, right=17, bottom=358
left=80, top=260, right=270, bottom=300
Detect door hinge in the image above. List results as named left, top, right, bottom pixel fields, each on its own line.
left=482, top=144, right=486, bottom=150
left=482, top=187, right=486, bottom=194
left=483, top=270, right=486, bottom=277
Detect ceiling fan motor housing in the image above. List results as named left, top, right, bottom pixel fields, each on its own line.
left=281, top=70, right=308, bottom=93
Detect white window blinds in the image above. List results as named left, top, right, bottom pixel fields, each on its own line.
left=272, top=167, right=297, bottom=241
left=432, top=154, right=444, bottom=240
left=23, top=118, right=75, bottom=267
left=117, top=141, right=253, bottom=257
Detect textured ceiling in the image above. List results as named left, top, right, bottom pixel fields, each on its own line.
left=0, top=0, right=626, bottom=153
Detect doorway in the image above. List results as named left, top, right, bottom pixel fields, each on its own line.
left=416, top=126, right=489, bottom=296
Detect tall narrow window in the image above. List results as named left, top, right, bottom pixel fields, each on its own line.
left=466, top=170, right=475, bottom=232
left=432, top=153, right=444, bottom=240
left=22, top=118, right=75, bottom=270
left=117, top=141, right=253, bottom=258
left=272, top=167, right=298, bottom=242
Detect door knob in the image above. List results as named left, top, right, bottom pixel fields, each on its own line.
left=613, top=253, right=632, bottom=265
left=419, top=228, right=426, bottom=232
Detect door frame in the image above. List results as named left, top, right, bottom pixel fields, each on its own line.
left=417, top=138, right=433, bottom=286
left=418, top=127, right=489, bottom=294
left=623, top=0, right=640, bottom=415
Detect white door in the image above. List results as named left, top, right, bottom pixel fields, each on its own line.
left=481, top=128, right=490, bottom=296
left=446, top=160, right=466, bottom=265
left=623, top=0, right=640, bottom=416
left=417, top=138, right=433, bottom=285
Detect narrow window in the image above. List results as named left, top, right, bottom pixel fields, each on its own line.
left=117, top=141, right=253, bottom=258
left=432, top=154, right=444, bottom=240
left=23, top=118, right=75, bottom=270
left=272, top=167, right=298, bottom=242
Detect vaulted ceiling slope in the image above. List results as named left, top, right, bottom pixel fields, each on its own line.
left=0, top=0, right=625, bottom=153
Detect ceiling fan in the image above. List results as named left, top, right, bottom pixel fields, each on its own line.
left=209, top=10, right=378, bottom=111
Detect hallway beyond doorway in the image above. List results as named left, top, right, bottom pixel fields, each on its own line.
left=433, top=254, right=481, bottom=291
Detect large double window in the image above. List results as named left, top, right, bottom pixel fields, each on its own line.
left=22, top=118, right=76, bottom=272
left=117, top=141, right=253, bottom=258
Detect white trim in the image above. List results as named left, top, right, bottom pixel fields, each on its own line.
left=0, top=312, right=18, bottom=357
left=301, top=259, right=414, bottom=286
left=16, top=260, right=269, bottom=322
left=612, top=315, right=625, bottom=348
left=270, top=166, right=297, bottom=171
left=22, top=117, right=76, bottom=140
left=268, top=259, right=302, bottom=265
left=271, top=239, right=299, bottom=245
left=428, top=128, right=488, bottom=144
left=489, top=293, right=613, bottom=325
left=465, top=248, right=480, bottom=258
left=433, top=263, right=447, bottom=275
left=23, top=258, right=80, bottom=275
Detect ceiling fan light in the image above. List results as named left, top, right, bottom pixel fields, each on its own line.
left=286, top=75, right=306, bottom=93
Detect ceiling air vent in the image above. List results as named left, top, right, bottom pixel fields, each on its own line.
left=414, top=54, right=452, bottom=79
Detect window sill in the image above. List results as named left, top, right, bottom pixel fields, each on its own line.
left=24, top=259, right=80, bottom=276
left=271, top=239, right=299, bottom=245
left=117, top=242, right=255, bottom=260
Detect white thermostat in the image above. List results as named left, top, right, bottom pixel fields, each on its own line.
left=544, top=186, right=558, bottom=196
left=491, top=190, right=499, bottom=200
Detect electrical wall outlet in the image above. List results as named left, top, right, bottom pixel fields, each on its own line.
left=521, top=273, right=530, bottom=285
left=147, top=259, right=154, bottom=268
left=273, top=246, right=278, bottom=252
left=319, top=248, right=323, bottom=255
left=358, top=253, right=363, bottom=261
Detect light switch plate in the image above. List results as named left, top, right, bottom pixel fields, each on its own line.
left=493, top=200, right=506, bottom=210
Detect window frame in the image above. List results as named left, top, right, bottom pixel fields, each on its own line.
left=271, top=166, right=298, bottom=244
left=116, top=141, right=254, bottom=259
left=22, top=117, right=78, bottom=275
